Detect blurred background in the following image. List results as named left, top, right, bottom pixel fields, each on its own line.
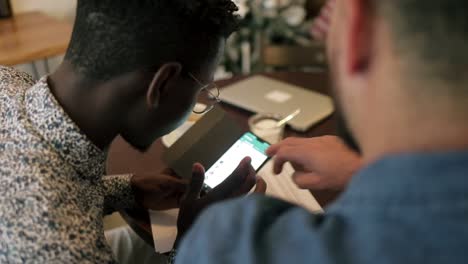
left=219, top=0, right=328, bottom=78
left=1, top=0, right=328, bottom=80
left=1, top=0, right=76, bottom=76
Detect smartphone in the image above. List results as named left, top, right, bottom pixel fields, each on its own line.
left=203, top=132, right=271, bottom=190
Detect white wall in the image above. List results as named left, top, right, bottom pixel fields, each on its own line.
left=10, top=0, right=77, bottom=78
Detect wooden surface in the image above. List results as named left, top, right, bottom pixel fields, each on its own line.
left=0, top=12, right=72, bottom=66
left=107, top=71, right=341, bottom=246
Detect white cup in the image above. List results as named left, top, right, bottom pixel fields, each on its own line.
left=248, top=113, right=285, bottom=144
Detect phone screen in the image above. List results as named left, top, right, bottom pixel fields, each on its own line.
left=204, top=132, right=270, bottom=189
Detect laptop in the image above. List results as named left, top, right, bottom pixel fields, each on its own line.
left=218, top=75, right=335, bottom=132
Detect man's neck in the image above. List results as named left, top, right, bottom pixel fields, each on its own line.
left=362, top=109, right=468, bottom=164
left=47, top=62, right=130, bottom=150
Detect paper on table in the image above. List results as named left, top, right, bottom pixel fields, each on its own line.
left=259, top=161, right=323, bottom=213
left=149, top=209, right=179, bottom=253
left=149, top=160, right=323, bottom=253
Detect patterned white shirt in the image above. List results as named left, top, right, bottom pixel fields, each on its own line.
left=0, top=66, right=135, bottom=263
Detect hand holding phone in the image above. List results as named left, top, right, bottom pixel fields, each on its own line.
left=175, top=157, right=267, bottom=245
left=203, top=132, right=271, bottom=190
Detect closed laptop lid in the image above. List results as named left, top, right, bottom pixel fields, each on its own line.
left=218, top=75, right=335, bottom=131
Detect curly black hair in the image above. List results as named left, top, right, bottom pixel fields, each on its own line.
left=65, top=0, right=240, bottom=80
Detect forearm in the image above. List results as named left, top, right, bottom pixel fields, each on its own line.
left=102, top=174, right=136, bottom=215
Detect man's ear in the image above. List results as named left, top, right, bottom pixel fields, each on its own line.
left=146, top=62, right=183, bottom=109
left=346, top=0, right=374, bottom=74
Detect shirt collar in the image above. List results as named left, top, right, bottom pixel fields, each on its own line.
left=24, top=77, right=106, bottom=179
left=336, top=150, right=468, bottom=204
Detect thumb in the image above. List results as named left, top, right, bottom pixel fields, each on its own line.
left=184, top=163, right=205, bottom=202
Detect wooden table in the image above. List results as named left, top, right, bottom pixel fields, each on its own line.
left=106, top=71, right=341, bottom=246
left=0, top=12, right=72, bottom=78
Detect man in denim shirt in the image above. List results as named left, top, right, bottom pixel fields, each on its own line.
left=173, top=0, right=468, bottom=263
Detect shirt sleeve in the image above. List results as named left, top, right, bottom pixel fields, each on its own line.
left=175, top=195, right=343, bottom=264
left=102, top=174, right=136, bottom=215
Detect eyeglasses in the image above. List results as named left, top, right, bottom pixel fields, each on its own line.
left=188, top=72, right=221, bottom=114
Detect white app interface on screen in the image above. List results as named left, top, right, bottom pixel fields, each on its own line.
left=204, top=132, right=270, bottom=189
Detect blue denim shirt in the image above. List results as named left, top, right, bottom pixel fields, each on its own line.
left=176, top=151, right=468, bottom=263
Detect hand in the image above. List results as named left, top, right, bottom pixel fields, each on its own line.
left=175, top=157, right=267, bottom=244
left=131, top=169, right=188, bottom=211
left=266, top=136, right=362, bottom=191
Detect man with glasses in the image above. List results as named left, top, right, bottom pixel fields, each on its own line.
left=188, top=73, right=222, bottom=114
left=0, top=0, right=265, bottom=263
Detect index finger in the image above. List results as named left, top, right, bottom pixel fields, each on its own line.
left=266, top=137, right=303, bottom=157
left=232, top=163, right=257, bottom=196
left=253, top=177, right=267, bottom=194
left=266, top=143, right=281, bottom=157
left=272, top=146, right=311, bottom=174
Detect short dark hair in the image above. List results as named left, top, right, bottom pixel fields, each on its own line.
left=65, top=0, right=239, bottom=80
left=378, top=0, right=468, bottom=86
